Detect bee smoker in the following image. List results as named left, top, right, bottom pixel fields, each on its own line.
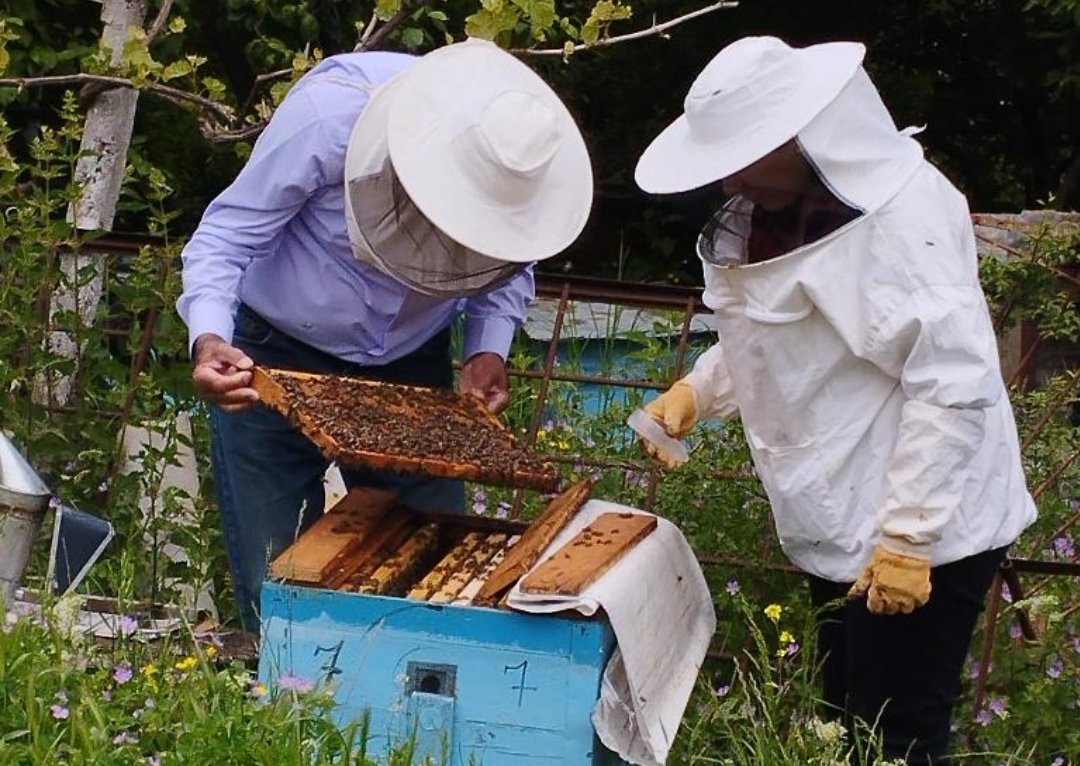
left=0, top=432, right=52, bottom=607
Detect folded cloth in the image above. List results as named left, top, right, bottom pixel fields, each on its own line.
left=507, top=499, right=716, bottom=766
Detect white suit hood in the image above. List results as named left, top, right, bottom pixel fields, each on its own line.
left=797, top=68, right=925, bottom=214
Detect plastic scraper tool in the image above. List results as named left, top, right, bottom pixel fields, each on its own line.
left=627, top=409, right=689, bottom=466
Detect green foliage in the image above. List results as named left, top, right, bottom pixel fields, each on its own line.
left=0, top=605, right=397, bottom=765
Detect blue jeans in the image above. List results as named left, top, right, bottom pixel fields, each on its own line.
left=210, top=304, right=465, bottom=630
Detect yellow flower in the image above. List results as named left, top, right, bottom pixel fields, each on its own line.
left=205, top=645, right=219, bottom=660
left=174, top=656, right=198, bottom=672
left=779, top=630, right=795, bottom=644
left=141, top=663, right=159, bottom=677
left=764, top=604, right=783, bottom=623
left=251, top=681, right=269, bottom=697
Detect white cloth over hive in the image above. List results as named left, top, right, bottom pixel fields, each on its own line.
left=507, top=499, right=715, bottom=766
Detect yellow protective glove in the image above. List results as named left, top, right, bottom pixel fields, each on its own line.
left=644, top=380, right=699, bottom=439
left=848, top=544, right=932, bottom=615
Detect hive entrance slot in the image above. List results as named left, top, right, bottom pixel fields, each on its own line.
left=406, top=662, right=457, bottom=697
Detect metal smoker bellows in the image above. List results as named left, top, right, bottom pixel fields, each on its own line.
left=0, top=433, right=52, bottom=606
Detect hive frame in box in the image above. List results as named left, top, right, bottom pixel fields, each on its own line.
left=251, top=367, right=561, bottom=492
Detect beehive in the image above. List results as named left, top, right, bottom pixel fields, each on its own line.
left=259, top=483, right=639, bottom=765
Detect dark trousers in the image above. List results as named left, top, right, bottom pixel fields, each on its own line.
left=210, top=304, right=465, bottom=630
left=808, top=546, right=1008, bottom=765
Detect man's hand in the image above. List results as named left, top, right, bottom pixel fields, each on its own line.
left=848, top=543, right=932, bottom=615
left=459, top=352, right=510, bottom=414
left=192, top=333, right=259, bottom=412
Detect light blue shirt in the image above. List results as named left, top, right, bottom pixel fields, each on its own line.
left=177, top=51, right=533, bottom=364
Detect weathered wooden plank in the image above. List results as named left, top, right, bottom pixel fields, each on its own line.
left=452, top=534, right=521, bottom=605
left=473, top=477, right=594, bottom=605
left=324, top=512, right=417, bottom=590
left=270, top=487, right=397, bottom=581
left=268, top=487, right=398, bottom=583
left=520, top=513, right=657, bottom=596
left=354, top=523, right=442, bottom=596
left=428, top=533, right=510, bottom=604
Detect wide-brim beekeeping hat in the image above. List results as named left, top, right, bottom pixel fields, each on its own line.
left=345, top=38, right=593, bottom=296
left=635, top=36, right=865, bottom=194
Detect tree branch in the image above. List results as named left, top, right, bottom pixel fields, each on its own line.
left=0, top=73, right=234, bottom=123
left=515, top=0, right=739, bottom=56
left=145, top=0, right=175, bottom=47
left=355, top=0, right=436, bottom=52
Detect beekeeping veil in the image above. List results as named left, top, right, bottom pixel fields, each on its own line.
left=634, top=36, right=925, bottom=266
left=344, top=39, right=593, bottom=297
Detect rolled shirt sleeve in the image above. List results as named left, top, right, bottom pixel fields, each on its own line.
left=462, top=266, right=535, bottom=360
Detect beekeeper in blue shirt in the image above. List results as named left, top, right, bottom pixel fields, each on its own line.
left=177, top=39, right=593, bottom=629
left=636, top=36, right=1035, bottom=764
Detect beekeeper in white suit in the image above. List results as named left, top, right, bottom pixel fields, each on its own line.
left=636, top=36, right=1035, bottom=764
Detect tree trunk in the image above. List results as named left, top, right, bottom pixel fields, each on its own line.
left=34, top=0, right=147, bottom=408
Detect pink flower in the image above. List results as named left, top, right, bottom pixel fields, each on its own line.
left=1046, top=656, right=1063, bottom=679
left=276, top=674, right=314, bottom=693
left=975, top=708, right=992, bottom=726
left=50, top=704, right=69, bottom=720
left=113, top=731, right=138, bottom=745
left=725, top=579, right=740, bottom=595
left=118, top=615, right=139, bottom=637
left=114, top=663, right=133, bottom=684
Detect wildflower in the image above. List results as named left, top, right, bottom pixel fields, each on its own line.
left=144, top=697, right=156, bottom=710
left=1051, top=756, right=1065, bottom=766
left=174, top=656, right=198, bottom=672
left=141, top=663, right=159, bottom=678
left=250, top=681, right=269, bottom=698
left=494, top=501, right=510, bottom=520
left=975, top=708, right=992, bottom=726
left=118, top=613, right=139, bottom=635
left=147, top=754, right=164, bottom=766
left=1046, top=656, right=1063, bottom=679
left=471, top=488, right=488, bottom=515
left=101, top=689, right=112, bottom=702
left=1008, top=623, right=1022, bottom=640
left=786, top=641, right=800, bottom=657
left=277, top=674, right=315, bottom=693
left=50, top=704, right=70, bottom=720
left=988, top=696, right=1009, bottom=720
left=118, top=615, right=138, bottom=636
left=713, top=683, right=730, bottom=697
left=55, top=690, right=68, bottom=703
left=725, top=579, right=740, bottom=596
left=809, top=717, right=846, bottom=742
left=1052, top=536, right=1075, bottom=559
left=764, top=604, right=783, bottom=623
left=113, top=731, right=138, bottom=745
left=779, top=630, right=795, bottom=644
left=114, top=662, right=133, bottom=684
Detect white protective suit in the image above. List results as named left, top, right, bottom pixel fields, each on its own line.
left=684, top=68, right=1036, bottom=582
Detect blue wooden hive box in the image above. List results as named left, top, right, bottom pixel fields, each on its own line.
left=259, top=488, right=629, bottom=766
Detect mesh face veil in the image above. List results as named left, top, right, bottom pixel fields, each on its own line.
left=696, top=196, right=755, bottom=267
left=347, top=156, right=526, bottom=298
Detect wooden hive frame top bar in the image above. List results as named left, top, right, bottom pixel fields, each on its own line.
left=252, top=367, right=562, bottom=492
